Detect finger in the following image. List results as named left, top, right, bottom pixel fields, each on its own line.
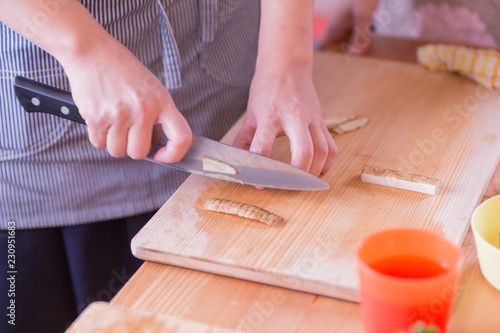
left=153, top=107, right=193, bottom=164
left=248, top=124, right=277, bottom=158
left=127, top=119, right=154, bottom=160
left=320, top=126, right=338, bottom=174
left=233, top=118, right=257, bottom=151
left=286, top=122, right=314, bottom=173
left=106, top=122, right=129, bottom=158
left=248, top=124, right=277, bottom=190
left=308, top=125, right=331, bottom=177
left=87, top=124, right=108, bottom=150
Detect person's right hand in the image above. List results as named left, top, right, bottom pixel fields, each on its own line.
left=317, top=0, right=380, bottom=55
left=0, top=0, right=191, bottom=163
left=63, top=37, right=192, bottom=163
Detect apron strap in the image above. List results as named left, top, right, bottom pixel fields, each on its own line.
left=200, top=0, right=217, bottom=42
left=157, top=0, right=183, bottom=89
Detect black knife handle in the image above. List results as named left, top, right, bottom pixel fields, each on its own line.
left=14, top=76, right=86, bottom=124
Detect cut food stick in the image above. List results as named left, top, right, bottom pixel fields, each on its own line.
left=361, top=165, right=441, bottom=195
left=203, top=173, right=244, bottom=185
left=204, top=198, right=283, bottom=226
left=324, top=115, right=357, bottom=129
left=332, top=117, right=370, bottom=135
left=202, top=157, right=238, bottom=175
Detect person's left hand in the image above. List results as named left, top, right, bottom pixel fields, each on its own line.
left=233, top=65, right=337, bottom=178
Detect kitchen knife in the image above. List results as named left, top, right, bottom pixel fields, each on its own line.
left=13, top=76, right=330, bottom=190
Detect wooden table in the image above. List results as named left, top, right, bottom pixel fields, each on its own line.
left=108, top=37, right=500, bottom=333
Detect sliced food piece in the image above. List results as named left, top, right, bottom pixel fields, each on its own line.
left=204, top=198, right=283, bottom=226
left=324, top=115, right=357, bottom=129
left=203, top=173, right=244, bottom=184
left=361, top=165, right=440, bottom=195
left=332, top=117, right=370, bottom=135
left=202, top=156, right=238, bottom=175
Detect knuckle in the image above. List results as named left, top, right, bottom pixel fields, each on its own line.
left=88, top=129, right=107, bottom=150
left=128, top=147, right=148, bottom=160
left=91, top=139, right=106, bottom=150
left=144, top=89, right=171, bottom=109
left=293, top=142, right=314, bottom=160
left=330, top=143, right=338, bottom=157
left=250, top=141, right=266, bottom=155
left=258, top=127, right=277, bottom=143
left=84, top=116, right=102, bottom=129
left=112, top=107, right=132, bottom=124
left=259, top=107, right=281, bottom=125
left=108, top=148, right=126, bottom=158
left=315, top=141, right=330, bottom=157
left=86, top=112, right=112, bottom=130
left=175, top=132, right=193, bottom=146
left=288, top=101, right=306, bottom=114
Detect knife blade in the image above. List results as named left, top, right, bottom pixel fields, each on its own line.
left=13, top=76, right=330, bottom=190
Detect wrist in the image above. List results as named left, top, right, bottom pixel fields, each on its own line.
left=54, top=25, right=115, bottom=72
left=255, top=53, right=313, bottom=79
left=257, top=0, right=314, bottom=76
left=14, top=1, right=118, bottom=72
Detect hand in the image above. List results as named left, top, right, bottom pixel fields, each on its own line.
left=233, top=65, right=337, bottom=178
left=0, top=0, right=192, bottom=162
left=317, top=0, right=380, bottom=55
left=63, top=38, right=192, bottom=163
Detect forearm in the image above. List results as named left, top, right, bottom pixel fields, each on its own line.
left=237, top=0, right=336, bottom=177
left=0, top=0, right=192, bottom=162
left=257, top=0, right=315, bottom=72
left=0, top=0, right=116, bottom=68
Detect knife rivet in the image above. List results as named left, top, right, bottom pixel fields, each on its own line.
left=60, top=106, right=70, bottom=115
left=31, top=97, right=40, bottom=106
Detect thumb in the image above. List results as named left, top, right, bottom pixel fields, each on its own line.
left=153, top=109, right=193, bottom=164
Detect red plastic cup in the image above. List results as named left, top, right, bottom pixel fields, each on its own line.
left=356, top=228, right=463, bottom=333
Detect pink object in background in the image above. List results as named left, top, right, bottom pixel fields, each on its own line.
left=313, top=14, right=328, bottom=48
left=414, top=3, right=497, bottom=49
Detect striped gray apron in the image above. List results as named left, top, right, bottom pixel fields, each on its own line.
left=0, top=0, right=260, bottom=229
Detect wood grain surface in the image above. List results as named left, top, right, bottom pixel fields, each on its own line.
left=66, top=302, right=238, bottom=333
left=103, top=38, right=500, bottom=333
left=112, top=229, right=500, bottom=333
left=131, top=52, right=500, bottom=302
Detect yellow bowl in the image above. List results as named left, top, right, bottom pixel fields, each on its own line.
left=471, top=195, right=500, bottom=291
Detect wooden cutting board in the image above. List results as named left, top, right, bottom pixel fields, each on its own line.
left=132, top=52, right=500, bottom=302
left=66, top=302, right=238, bottom=333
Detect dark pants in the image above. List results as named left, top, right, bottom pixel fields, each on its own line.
left=0, top=211, right=154, bottom=333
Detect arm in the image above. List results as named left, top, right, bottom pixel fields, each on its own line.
left=0, top=0, right=192, bottom=163
left=233, top=0, right=337, bottom=176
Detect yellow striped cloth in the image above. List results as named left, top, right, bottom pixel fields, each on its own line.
left=417, top=44, right=500, bottom=89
